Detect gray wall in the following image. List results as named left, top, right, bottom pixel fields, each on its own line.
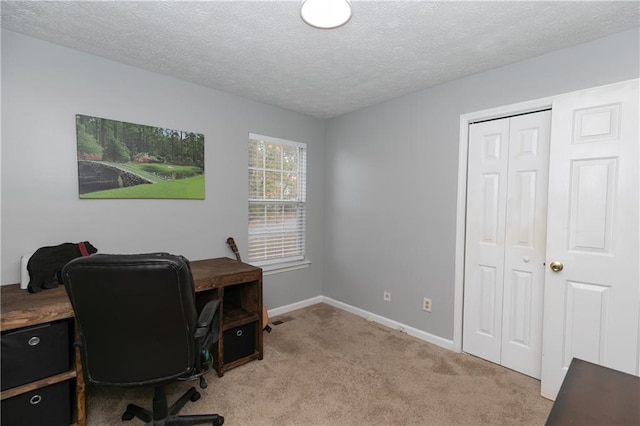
left=0, top=30, right=325, bottom=309
left=323, top=28, right=640, bottom=341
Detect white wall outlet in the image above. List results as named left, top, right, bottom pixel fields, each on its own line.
left=383, top=291, right=391, bottom=302
left=422, top=297, right=432, bottom=312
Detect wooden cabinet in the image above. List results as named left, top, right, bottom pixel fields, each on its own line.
left=190, top=258, right=263, bottom=376
left=0, top=257, right=262, bottom=424
left=546, top=358, right=640, bottom=425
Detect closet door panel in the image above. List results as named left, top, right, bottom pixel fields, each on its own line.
left=501, top=111, right=551, bottom=379
left=463, top=119, right=509, bottom=364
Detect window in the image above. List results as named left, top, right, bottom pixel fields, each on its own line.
left=248, top=133, right=306, bottom=265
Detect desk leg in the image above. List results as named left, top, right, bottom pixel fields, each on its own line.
left=74, top=325, right=86, bottom=426
left=216, top=296, right=225, bottom=377
left=258, top=280, right=264, bottom=361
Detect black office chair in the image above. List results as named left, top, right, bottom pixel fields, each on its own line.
left=62, top=253, right=224, bottom=425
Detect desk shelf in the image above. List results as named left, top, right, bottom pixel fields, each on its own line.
left=0, top=369, right=77, bottom=401
left=222, top=304, right=259, bottom=330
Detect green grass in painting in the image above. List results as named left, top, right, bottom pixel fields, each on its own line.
left=80, top=175, right=204, bottom=199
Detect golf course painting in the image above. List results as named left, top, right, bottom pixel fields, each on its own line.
left=76, top=114, right=205, bottom=199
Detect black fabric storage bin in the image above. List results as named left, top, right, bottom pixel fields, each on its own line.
left=1, top=380, right=71, bottom=426
left=223, top=322, right=256, bottom=364
left=1, top=320, right=71, bottom=391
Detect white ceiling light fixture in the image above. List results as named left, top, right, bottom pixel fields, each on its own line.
left=300, top=0, right=352, bottom=29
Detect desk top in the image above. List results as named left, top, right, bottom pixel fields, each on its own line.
left=1, top=257, right=261, bottom=332
left=546, top=358, right=640, bottom=425
left=190, top=257, right=261, bottom=291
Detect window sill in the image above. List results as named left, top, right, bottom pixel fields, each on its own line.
left=253, top=260, right=311, bottom=276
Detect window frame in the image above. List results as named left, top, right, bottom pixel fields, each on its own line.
left=248, top=133, right=307, bottom=268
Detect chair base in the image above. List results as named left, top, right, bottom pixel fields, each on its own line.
left=122, top=385, right=224, bottom=425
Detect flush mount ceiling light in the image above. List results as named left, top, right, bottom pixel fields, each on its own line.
left=300, top=0, right=352, bottom=29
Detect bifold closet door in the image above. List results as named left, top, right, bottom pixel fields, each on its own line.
left=463, top=111, right=551, bottom=379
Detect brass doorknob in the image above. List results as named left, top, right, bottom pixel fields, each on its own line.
left=550, top=261, right=564, bottom=272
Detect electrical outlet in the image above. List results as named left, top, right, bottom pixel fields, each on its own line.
left=422, top=297, right=432, bottom=312
left=383, top=291, right=391, bottom=302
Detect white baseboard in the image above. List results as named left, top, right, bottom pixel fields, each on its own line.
left=267, top=295, right=324, bottom=318
left=267, top=296, right=456, bottom=352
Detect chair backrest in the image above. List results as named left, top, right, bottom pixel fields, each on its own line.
left=62, top=253, right=198, bottom=387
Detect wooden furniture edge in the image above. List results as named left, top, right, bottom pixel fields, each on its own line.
left=1, top=285, right=74, bottom=332
left=0, top=370, right=76, bottom=400
left=546, top=358, right=640, bottom=425
left=190, top=257, right=262, bottom=292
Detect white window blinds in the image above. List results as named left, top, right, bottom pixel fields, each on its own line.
left=248, top=133, right=306, bottom=264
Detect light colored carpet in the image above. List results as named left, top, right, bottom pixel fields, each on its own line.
left=87, top=303, right=553, bottom=425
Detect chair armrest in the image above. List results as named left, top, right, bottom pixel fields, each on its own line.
left=195, top=299, right=221, bottom=339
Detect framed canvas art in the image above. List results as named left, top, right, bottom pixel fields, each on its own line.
left=76, top=114, right=205, bottom=199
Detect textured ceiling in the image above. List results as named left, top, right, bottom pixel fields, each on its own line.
left=1, top=1, right=638, bottom=119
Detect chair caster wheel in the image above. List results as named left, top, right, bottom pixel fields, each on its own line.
left=190, top=391, right=201, bottom=402
left=200, top=376, right=208, bottom=389
left=122, top=411, right=134, bottom=421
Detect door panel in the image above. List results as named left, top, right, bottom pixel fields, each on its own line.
left=463, top=119, right=509, bottom=364
left=541, top=79, right=639, bottom=400
left=501, top=111, right=550, bottom=379
left=569, top=159, right=616, bottom=252
left=563, top=281, right=610, bottom=366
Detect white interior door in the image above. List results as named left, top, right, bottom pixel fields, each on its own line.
left=463, top=111, right=550, bottom=378
left=541, top=79, right=640, bottom=399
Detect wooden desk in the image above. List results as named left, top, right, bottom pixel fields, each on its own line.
left=546, top=358, right=640, bottom=425
left=1, top=257, right=262, bottom=426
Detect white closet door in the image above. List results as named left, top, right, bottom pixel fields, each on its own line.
left=501, top=111, right=551, bottom=379
left=463, top=118, right=510, bottom=364
left=541, top=79, right=639, bottom=399
left=463, top=111, right=550, bottom=378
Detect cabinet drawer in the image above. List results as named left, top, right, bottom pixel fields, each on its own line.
left=1, top=320, right=71, bottom=391
left=223, top=322, right=256, bottom=364
left=1, top=380, right=71, bottom=426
